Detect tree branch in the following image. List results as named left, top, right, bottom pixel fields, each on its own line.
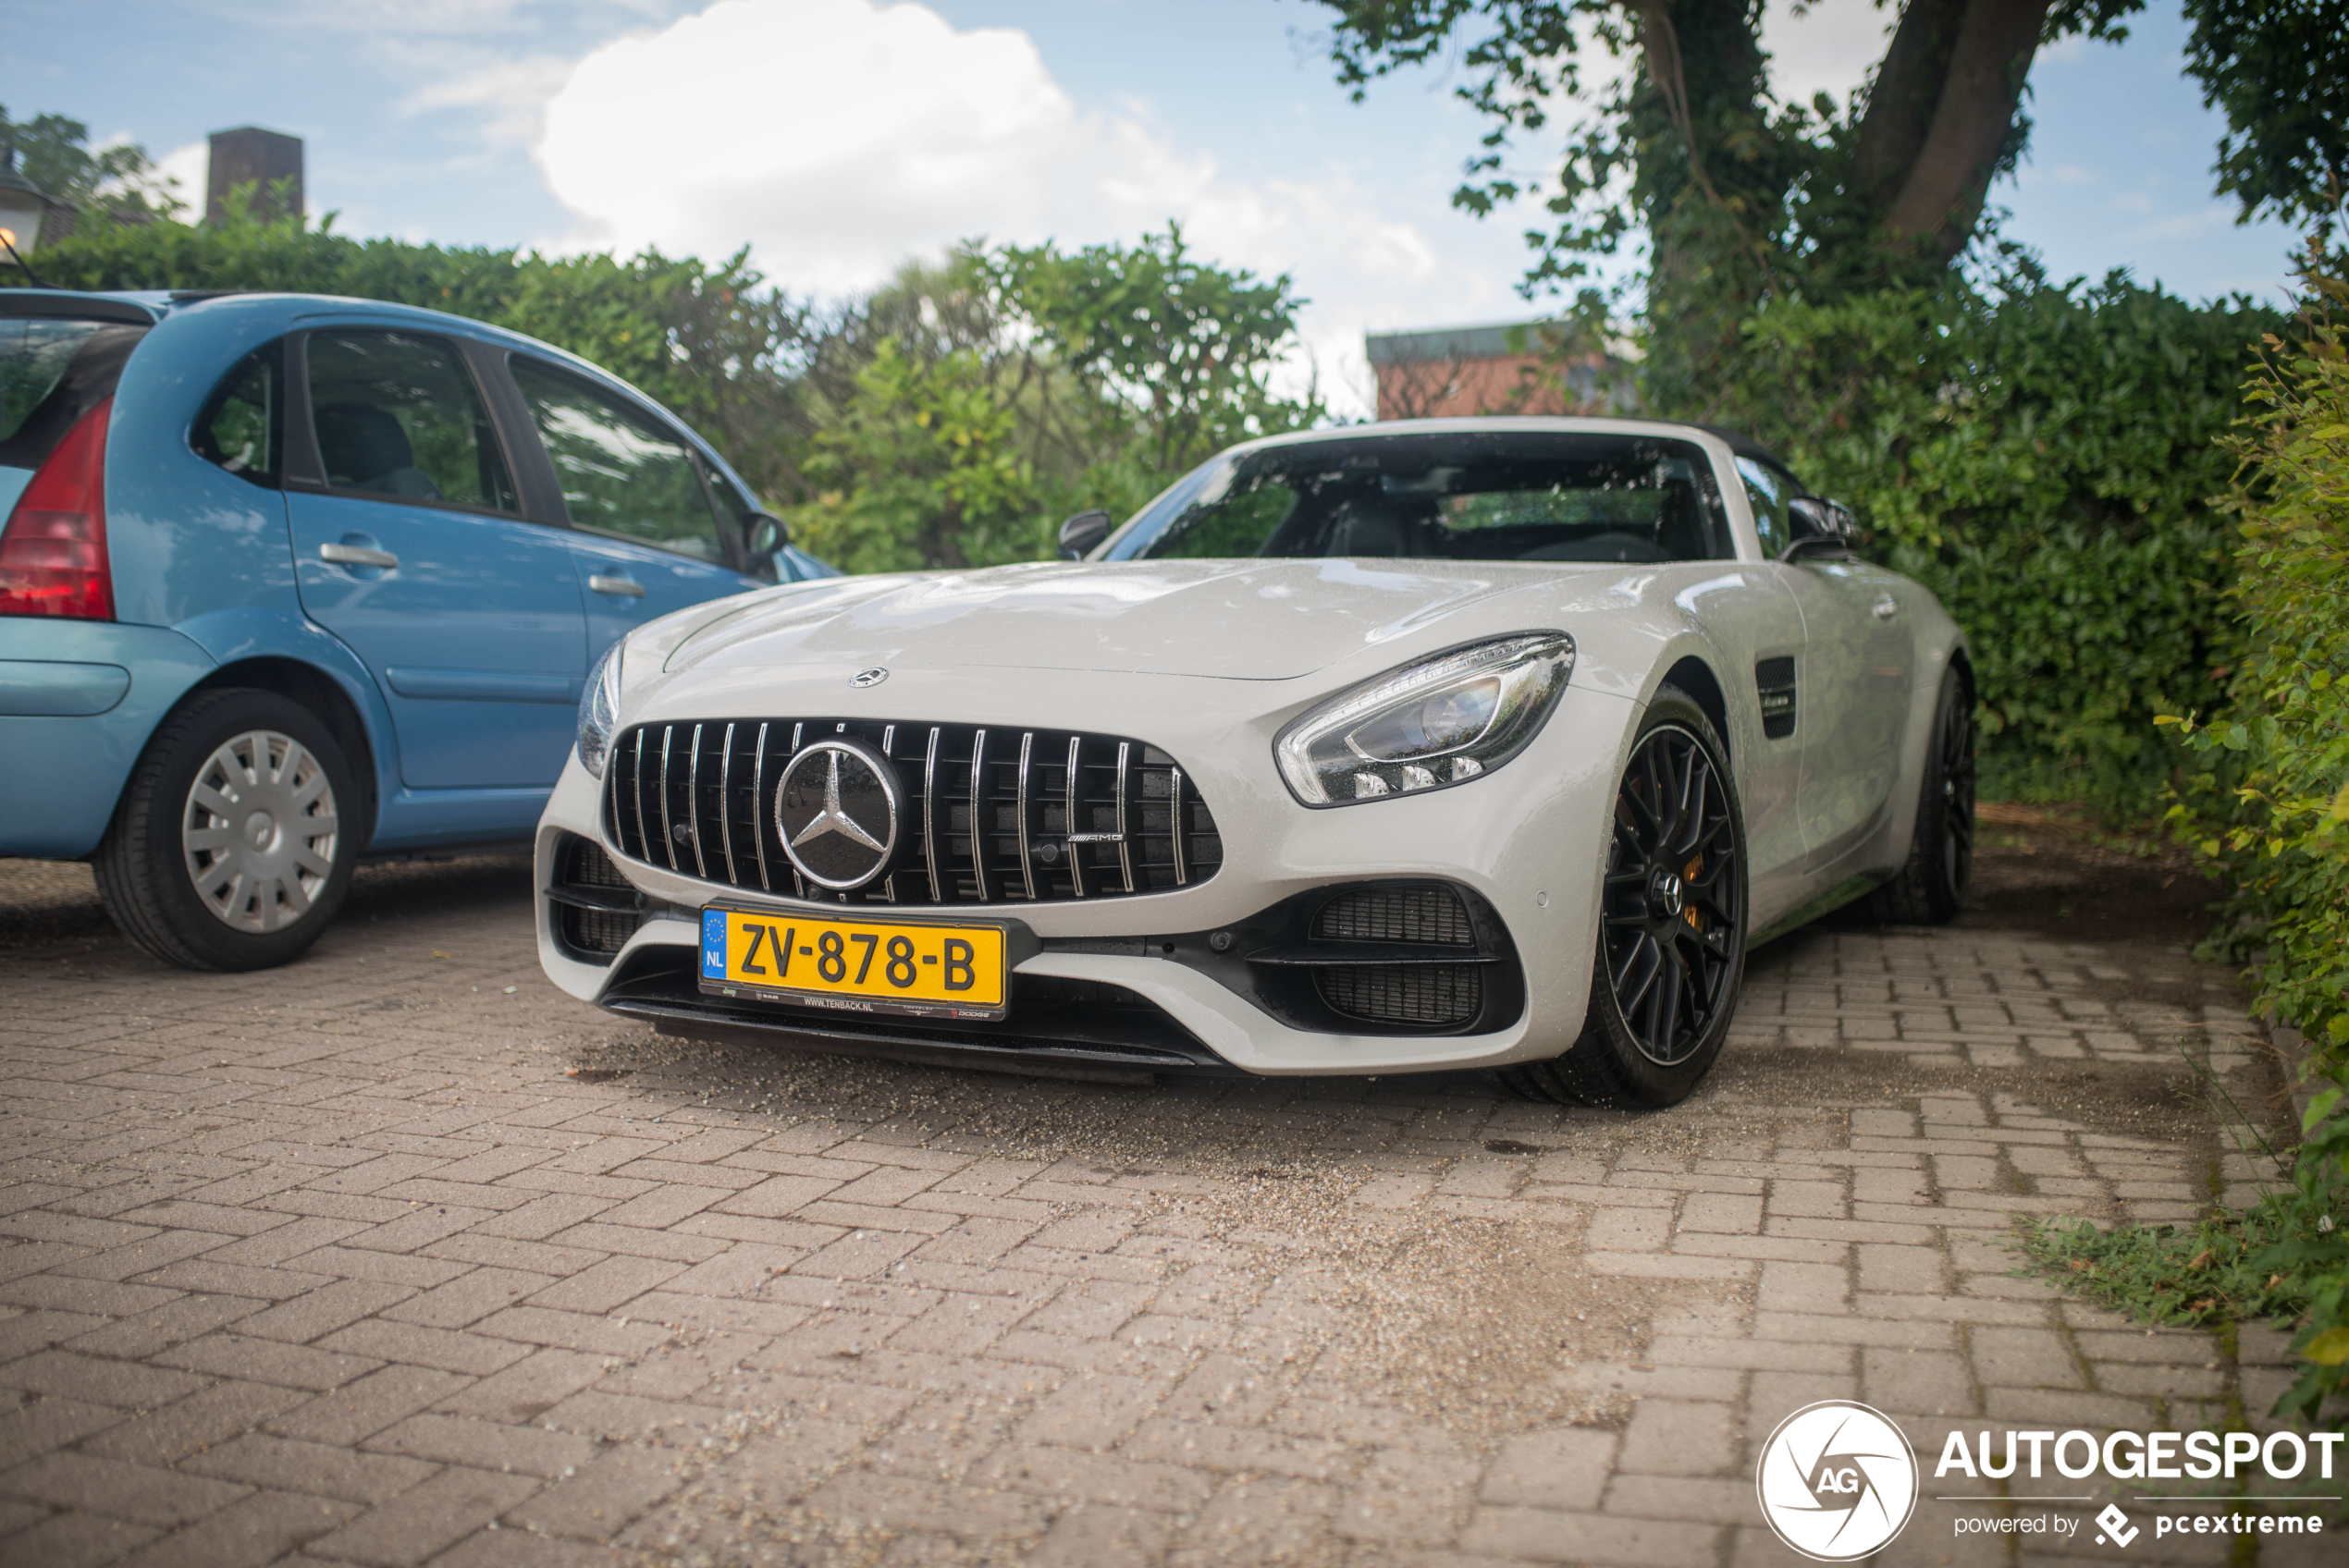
left=1882, top=0, right=2053, bottom=260
left=1850, top=0, right=1972, bottom=213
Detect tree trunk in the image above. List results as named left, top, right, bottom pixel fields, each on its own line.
left=1880, top=0, right=2053, bottom=260
left=1849, top=0, right=1972, bottom=209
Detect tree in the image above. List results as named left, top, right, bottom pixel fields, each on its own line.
left=2183, top=0, right=2349, bottom=236
left=790, top=232, right=1323, bottom=572
left=1313, top=1, right=2349, bottom=408
left=0, top=106, right=183, bottom=227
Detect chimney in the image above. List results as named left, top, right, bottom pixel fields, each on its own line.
left=205, top=127, right=303, bottom=225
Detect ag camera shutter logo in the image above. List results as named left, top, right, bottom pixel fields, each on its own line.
left=1755, top=1401, right=1920, bottom=1561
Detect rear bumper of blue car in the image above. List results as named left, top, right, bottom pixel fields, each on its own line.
left=0, top=619, right=215, bottom=858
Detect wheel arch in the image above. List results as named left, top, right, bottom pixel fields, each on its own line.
left=1657, top=654, right=1731, bottom=766
left=184, top=657, right=379, bottom=850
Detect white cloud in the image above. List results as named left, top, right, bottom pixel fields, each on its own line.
left=535, top=0, right=1523, bottom=415
left=2050, top=164, right=2096, bottom=187
left=1761, top=0, right=1888, bottom=111
left=155, top=141, right=209, bottom=214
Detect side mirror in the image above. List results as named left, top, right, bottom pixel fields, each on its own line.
left=1779, top=496, right=1861, bottom=562
left=1057, top=509, right=1111, bottom=561
left=744, top=512, right=790, bottom=555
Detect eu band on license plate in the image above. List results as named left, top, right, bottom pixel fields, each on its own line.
left=698, top=906, right=1010, bottom=1021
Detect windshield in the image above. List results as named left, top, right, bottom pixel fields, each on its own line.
left=1105, top=430, right=1736, bottom=564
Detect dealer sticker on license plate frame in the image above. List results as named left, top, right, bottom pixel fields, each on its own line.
left=698, top=906, right=1011, bottom=1021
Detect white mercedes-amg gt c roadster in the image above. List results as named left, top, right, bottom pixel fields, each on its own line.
left=535, top=418, right=1974, bottom=1109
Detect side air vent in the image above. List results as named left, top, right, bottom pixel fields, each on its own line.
left=1240, top=880, right=1514, bottom=1035
left=547, top=834, right=644, bottom=963
left=1755, top=656, right=1797, bottom=740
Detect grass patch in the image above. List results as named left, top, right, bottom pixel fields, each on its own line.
left=2017, top=1210, right=2310, bottom=1330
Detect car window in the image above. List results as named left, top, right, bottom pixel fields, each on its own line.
left=510, top=359, right=725, bottom=562
left=0, top=317, right=147, bottom=470
left=1736, top=456, right=1793, bottom=557
left=1114, top=431, right=1736, bottom=564
left=305, top=331, right=518, bottom=511
left=193, top=345, right=283, bottom=488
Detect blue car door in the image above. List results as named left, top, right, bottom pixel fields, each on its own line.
left=502, top=356, right=759, bottom=662
left=285, top=327, right=588, bottom=790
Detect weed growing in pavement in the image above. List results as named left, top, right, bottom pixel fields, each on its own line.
left=2017, top=1208, right=2307, bottom=1331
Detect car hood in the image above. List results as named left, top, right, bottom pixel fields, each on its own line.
left=663, top=558, right=1575, bottom=681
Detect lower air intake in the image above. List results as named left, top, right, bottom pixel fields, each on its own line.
left=1316, top=964, right=1483, bottom=1027
left=1313, top=887, right=1473, bottom=945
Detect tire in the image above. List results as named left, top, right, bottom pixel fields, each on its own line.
left=1498, top=687, right=1749, bottom=1110
left=1866, top=662, right=1975, bottom=925
left=92, top=688, right=360, bottom=972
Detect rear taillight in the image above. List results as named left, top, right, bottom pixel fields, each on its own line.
left=0, top=397, right=115, bottom=620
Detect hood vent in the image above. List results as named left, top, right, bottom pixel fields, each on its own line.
left=603, top=717, right=1223, bottom=907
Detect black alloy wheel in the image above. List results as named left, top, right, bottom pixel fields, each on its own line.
left=1497, top=687, right=1748, bottom=1109
left=1868, top=662, right=1975, bottom=925
left=1600, top=721, right=1745, bottom=1067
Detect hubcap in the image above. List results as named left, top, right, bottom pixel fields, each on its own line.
left=1601, top=725, right=1742, bottom=1067
left=181, top=729, right=339, bottom=935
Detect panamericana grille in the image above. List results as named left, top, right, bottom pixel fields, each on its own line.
left=604, top=719, right=1223, bottom=906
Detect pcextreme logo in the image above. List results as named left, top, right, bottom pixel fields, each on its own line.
left=1755, top=1401, right=1920, bottom=1561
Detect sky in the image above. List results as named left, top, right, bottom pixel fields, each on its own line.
left=0, top=0, right=2308, bottom=415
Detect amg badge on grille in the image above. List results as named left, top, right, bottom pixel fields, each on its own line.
left=775, top=739, right=901, bottom=889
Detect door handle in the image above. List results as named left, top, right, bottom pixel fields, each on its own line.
left=1872, top=594, right=1900, bottom=620
left=588, top=575, right=646, bottom=598
left=319, top=542, right=398, bottom=569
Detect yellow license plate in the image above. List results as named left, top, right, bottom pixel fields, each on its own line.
left=698, top=907, right=1009, bottom=1020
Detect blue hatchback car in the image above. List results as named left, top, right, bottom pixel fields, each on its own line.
left=0, top=288, right=835, bottom=971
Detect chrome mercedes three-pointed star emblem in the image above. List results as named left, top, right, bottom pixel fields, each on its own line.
left=773, top=739, right=901, bottom=890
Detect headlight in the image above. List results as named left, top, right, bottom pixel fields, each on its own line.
left=578, top=640, right=623, bottom=778
left=1274, top=632, right=1574, bottom=807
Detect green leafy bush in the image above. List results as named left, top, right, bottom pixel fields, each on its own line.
left=2168, top=260, right=2349, bottom=1072
left=1714, top=263, right=2279, bottom=814
left=2158, top=255, right=2349, bottom=1429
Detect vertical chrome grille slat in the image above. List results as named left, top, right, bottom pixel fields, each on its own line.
left=609, top=717, right=1213, bottom=906
left=922, top=726, right=941, bottom=903
left=1065, top=735, right=1086, bottom=900
left=631, top=729, right=648, bottom=862
left=1015, top=730, right=1036, bottom=901
left=968, top=728, right=990, bottom=902
left=786, top=723, right=806, bottom=900
left=717, top=722, right=736, bottom=886
left=1170, top=766, right=1187, bottom=887
left=750, top=722, right=772, bottom=891
left=686, top=724, right=708, bottom=879
left=658, top=726, right=678, bottom=871
left=1114, top=741, right=1135, bottom=893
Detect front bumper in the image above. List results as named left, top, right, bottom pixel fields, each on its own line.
left=532, top=678, right=1636, bottom=1077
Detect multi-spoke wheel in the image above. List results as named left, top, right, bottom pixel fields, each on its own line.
left=1868, top=663, right=1974, bottom=925
left=1498, top=687, right=1749, bottom=1109
left=95, top=689, right=360, bottom=972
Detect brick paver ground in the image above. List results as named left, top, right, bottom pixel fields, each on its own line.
left=0, top=850, right=2328, bottom=1567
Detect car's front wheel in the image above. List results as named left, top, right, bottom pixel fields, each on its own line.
left=1499, top=687, right=1748, bottom=1109
left=93, top=689, right=359, bottom=972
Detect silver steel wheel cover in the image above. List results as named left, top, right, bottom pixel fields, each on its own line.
left=180, top=728, right=340, bottom=934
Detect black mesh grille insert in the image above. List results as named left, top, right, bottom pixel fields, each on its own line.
left=603, top=718, right=1222, bottom=907
left=560, top=903, right=639, bottom=955
left=1313, top=887, right=1473, bottom=945
left=565, top=838, right=630, bottom=888
left=1316, top=964, right=1483, bottom=1026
